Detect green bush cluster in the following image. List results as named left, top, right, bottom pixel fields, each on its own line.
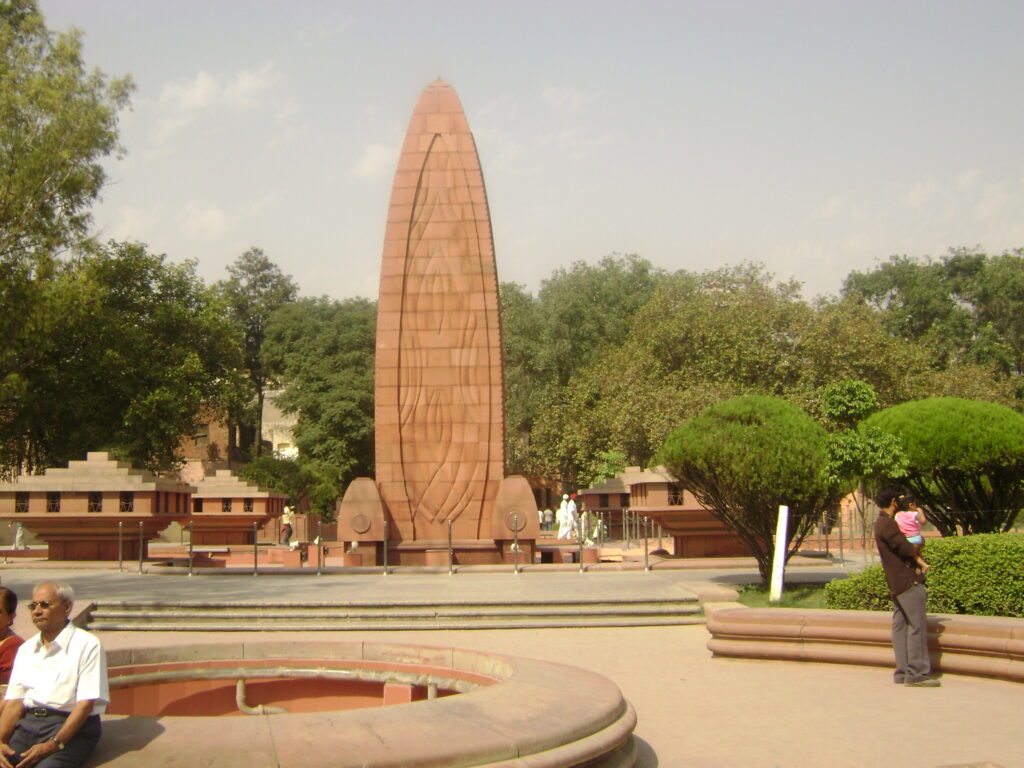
left=925, top=533, right=1024, bottom=617
left=823, top=533, right=1024, bottom=617
left=824, top=565, right=891, bottom=611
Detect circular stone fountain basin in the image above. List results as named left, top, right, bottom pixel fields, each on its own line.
left=96, top=640, right=636, bottom=768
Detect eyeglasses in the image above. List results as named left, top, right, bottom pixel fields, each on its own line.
left=27, top=601, right=59, bottom=611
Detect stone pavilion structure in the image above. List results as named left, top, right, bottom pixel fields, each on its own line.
left=0, top=451, right=192, bottom=560
left=579, top=466, right=751, bottom=557
left=189, top=469, right=288, bottom=545
left=338, top=80, right=538, bottom=565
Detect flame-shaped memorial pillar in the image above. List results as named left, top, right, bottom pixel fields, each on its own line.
left=338, top=80, right=539, bottom=566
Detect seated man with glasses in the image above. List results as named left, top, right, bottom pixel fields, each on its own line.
left=0, top=582, right=108, bottom=768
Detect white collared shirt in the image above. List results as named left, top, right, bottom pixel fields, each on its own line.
left=4, top=622, right=109, bottom=715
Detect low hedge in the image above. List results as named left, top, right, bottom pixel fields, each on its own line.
left=824, top=533, right=1024, bottom=617
left=823, top=564, right=890, bottom=611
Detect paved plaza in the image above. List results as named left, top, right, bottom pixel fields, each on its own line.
left=0, top=562, right=1020, bottom=768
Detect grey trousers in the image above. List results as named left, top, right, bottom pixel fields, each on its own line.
left=891, top=581, right=931, bottom=683
left=8, top=711, right=101, bottom=768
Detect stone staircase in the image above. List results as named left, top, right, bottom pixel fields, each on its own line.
left=85, top=596, right=703, bottom=631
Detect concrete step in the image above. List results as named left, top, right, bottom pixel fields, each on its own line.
left=88, top=616, right=705, bottom=631
left=85, top=598, right=703, bottom=631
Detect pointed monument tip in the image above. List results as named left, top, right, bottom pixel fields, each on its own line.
left=414, top=79, right=464, bottom=116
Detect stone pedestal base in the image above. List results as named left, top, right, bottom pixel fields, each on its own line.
left=379, top=539, right=537, bottom=566
left=21, top=517, right=181, bottom=561
left=190, top=515, right=275, bottom=546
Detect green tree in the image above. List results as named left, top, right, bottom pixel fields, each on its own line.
left=0, top=0, right=133, bottom=261
left=862, top=398, right=1024, bottom=535
left=819, top=379, right=879, bottom=430
left=842, top=248, right=1024, bottom=401
left=499, top=281, right=546, bottom=473
left=263, top=296, right=376, bottom=514
left=1, top=0, right=133, bottom=471
left=526, top=257, right=1016, bottom=487
left=820, top=380, right=908, bottom=547
left=499, top=254, right=667, bottom=481
left=527, top=264, right=929, bottom=485
left=658, top=395, right=843, bottom=584
left=535, top=253, right=665, bottom=388
left=237, top=455, right=317, bottom=509
left=214, top=248, right=298, bottom=457
left=842, top=253, right=975, bottom=367
left=961, top=249, right=1024, bottom=387
left=1, top=241, right=244, bottom=472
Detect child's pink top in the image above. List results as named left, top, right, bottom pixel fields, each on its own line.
left=895, top=510, right=921, bottom=538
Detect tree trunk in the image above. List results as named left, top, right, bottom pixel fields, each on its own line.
left=254, top=389, right=264, bottom=457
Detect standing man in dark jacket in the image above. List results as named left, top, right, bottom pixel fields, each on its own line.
left=873, top=486, right=938, bottom=687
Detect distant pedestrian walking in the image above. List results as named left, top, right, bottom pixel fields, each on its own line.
left=281, top=506, right=294, bottom=547
left=556, top=495, right=572, bottom=539
left=567, top=494, right=580, bottom=540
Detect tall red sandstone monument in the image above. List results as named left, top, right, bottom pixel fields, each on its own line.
left=338, top=80, right=538, bottom=565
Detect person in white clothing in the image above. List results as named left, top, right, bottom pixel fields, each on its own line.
left=0, top=582, right=108, bottom=768
left=556, top=494, right=572, bottom=539
left=566, top=494, right=580, bottom=540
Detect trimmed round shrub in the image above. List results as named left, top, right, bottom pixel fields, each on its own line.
left=861, top=398, right=1024, bottom=535
left=658, top=395, right=841, bottom=585
left=824, top=565, right=890, bottom=611
left=924, top=533, right=1024, bottom=618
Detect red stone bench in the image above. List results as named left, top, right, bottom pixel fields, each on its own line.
left=705, top=604, right=1024, bottom=683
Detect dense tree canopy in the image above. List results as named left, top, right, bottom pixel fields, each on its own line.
left=263, top=296, right=376, bottom=513
left=2, top=0, right=138, bottom=475
left=500, top=253, right=664, bottom=477
left=843, top=248, right=1024, bottom=399
left=862, top=398, right=1024, bottom=535
left=517, top=262, right=1008, bottom=488
left=0, top=241, right=244, bottom=473
left=658, top=395, right=844, bottom=584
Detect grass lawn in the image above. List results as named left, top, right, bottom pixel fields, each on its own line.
left=736, top=582, right=830, bottom=609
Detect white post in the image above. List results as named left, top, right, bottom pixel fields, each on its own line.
left=769, top=504, right=789, bottom=603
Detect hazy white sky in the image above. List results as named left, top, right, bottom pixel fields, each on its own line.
left=40, top=0, right=1024, bottom=301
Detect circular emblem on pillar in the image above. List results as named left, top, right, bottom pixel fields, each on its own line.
left=351, top=513, right=371, bottom=534
left=504, top=512, right=526, bottom=533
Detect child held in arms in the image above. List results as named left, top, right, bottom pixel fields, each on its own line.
left=895, top=494, right=929, bottom=574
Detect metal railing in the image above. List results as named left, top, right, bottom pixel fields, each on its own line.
left=111, top=509, right=669, bottom=578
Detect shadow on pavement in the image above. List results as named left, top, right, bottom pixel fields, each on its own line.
left=633, top=735, right=658, bottom=767
left=90, top=716, right=165, bottom=766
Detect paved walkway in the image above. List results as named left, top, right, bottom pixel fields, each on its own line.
left=1, top=560, right=1019, bottom=768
